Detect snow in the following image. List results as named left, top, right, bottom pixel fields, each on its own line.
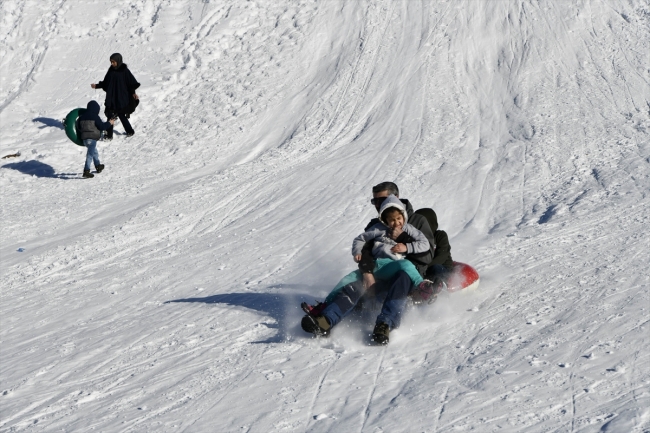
left=1, top=0, right=649, bottom=431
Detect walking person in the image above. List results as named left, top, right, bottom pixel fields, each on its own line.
left=76, top=100, right=114, bottom=178
left=91, top=53, right=140, bottom=139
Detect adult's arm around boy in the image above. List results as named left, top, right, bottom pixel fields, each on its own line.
left=430, top=230, right=453, bottom=268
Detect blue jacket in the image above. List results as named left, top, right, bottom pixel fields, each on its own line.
left=77, top=101, right=112, bottom=140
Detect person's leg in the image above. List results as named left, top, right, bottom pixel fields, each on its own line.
left=83, top=139, right=96, bottom=172
left=425, top=264, right=451, bottom=283
left=375, top=271, right=413, bottom=330
left=104, top=109, right=115, bottom=139
left=302, top=270, right=363, bottom=335
left=118, top=113, right=134, bottom=135
left=320, top=278, right=365, bottom=328
left=410, top=264, right=451, bottom=304
left=358, top=242, right=376, bottom=292
left=91, top=141, right=101, bottom=168
left=324, top=270, right=362, bottom=304
left=373, top=258, right=424, bottom=287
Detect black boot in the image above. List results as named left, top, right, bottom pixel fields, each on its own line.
left=95, top=164, right=104, bottom=173
left=301, top=315, right=331, bottom=337
left=82, top=170, right=94, bottom=178
left=372, top=322, right=390, bottom=345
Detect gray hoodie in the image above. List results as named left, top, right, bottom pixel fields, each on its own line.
left=352, top=195, right=430, bottom=260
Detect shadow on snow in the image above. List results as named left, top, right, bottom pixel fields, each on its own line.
left=165, top=291, right=317, bottom=344
left=33, top=117, right=65, bottom=130
left=1, top=160, right=77, bottom=179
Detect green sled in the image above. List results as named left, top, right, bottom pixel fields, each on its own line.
left=64, top=108, right=87, bottom=146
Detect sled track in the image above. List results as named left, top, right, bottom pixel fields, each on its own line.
left=305, top=358, right=336, bottom=430
left=0, top=0, right=66, bottom=114
left=358, top=348, right=386, bottom=432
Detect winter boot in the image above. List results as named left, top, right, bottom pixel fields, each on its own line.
left=82, top=170, right=94, bottom=179
left=301, top=301, right=327, bottom=317
left=301, top=314, right=331, bottom=337
left=95, top=164, right=105, bottom=173
left=372, top=322, right=390, bottom=345
left=411, top=279, right=445, bottom=305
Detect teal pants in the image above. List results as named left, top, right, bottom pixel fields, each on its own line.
left=324, top=258, right=423, bottom=303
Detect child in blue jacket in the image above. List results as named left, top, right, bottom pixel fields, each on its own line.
left=76, top=100, right=114, bottom=178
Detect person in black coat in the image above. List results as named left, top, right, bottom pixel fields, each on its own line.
left=91, top=53, right=140, bottom=139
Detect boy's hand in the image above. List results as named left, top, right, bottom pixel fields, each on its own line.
left=388, top=226, right=403, bottom=240
left=391, top=243, right=407, bottom=253
left=91, top=83, right=96, bottom=89
left=353, top=254, right=362, bottom=263
left=109, top=119, right=115, bottom=125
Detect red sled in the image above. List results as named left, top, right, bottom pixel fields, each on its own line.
left=446, top=261, right=480, bottom=293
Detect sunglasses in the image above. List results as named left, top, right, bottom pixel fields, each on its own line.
left=370, top=197, right=387, bottom=206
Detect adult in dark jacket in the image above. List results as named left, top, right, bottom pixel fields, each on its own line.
left=364, top=183, right=454, bottom=278
left=417, top=207, right=454, bottom=278
left=91, top=53, right=140, bottom=138
left=76, top=100, right=114, bottom=178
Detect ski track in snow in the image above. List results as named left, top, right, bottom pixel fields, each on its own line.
left=1, top=0, right=649, bottom=432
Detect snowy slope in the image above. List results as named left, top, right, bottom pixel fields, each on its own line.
left=1, top=0, right=649, bottom=432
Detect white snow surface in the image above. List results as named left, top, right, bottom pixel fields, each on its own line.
left=1, top=1, right=649, bottom=432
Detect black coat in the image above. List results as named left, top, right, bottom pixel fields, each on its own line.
left=96, top=64, right=140, bottom=113
left=421, top=209, right=454, bottom=270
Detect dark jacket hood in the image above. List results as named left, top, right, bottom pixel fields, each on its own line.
left=110, top=53, right=123, bottom=68
left=420, top=208, right=438, bottom=231
left=86, top=100, right=101, bottom=115
left=398, top=198, right=438, bottom=230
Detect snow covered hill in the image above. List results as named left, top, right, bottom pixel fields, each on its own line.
left=1, top=1, right=649, bottom=431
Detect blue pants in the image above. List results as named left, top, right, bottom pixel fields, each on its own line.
left=323, top=259, right=422, bottom=305
left=321, top=270, right=414, bottom=331
left=321, top=278, right=365, bottom=328
left=374, top=258, right=423, bottom=286
left=83, top=139, right=100, bottom=171
left=375, top=271, right=413, bottom=329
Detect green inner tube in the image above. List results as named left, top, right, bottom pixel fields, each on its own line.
left=64, top=108, right=86, bottom=146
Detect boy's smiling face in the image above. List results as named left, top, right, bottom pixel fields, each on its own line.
left=384, top=209, right=404, bottom=230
